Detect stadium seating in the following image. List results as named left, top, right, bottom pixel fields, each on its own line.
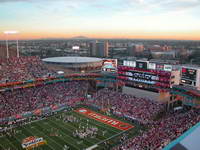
left=113, top=109, right=200, bottom=150
left=87, top=89, right=164, bottom=124
left=0, top=81, right=87, bottom=119
left=1, top=56, right=200, bottom=150
left=0, top=56, right=55, bottom=83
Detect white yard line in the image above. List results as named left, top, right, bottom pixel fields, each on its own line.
left=53, top=117, right=99, bottom=145
left=47, top=119, right=83, bottom=150
left=20, top=124, right=58, bottom=150
left=1, top=137, right=17, bottom=150
left=86, top=130, right=128, bottom=150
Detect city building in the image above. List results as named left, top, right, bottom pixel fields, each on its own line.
left=151, top=51, right=176, bottom=59
left=89, top=41, right=97, bottom=57
left=89, top=41, right=109, bottom=58
left=96, top=41, right=109, bottom=58
left=128, top=44, right=144, bottom=56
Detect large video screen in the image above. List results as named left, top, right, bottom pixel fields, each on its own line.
left=181, top=79, right=194, bottom=86
left=102, top=59, right=117, bottom=72
left=136, top=61, right=148, bottom=70
left=181, top=68, right=197, bottom=81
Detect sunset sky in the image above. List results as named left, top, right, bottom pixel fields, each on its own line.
left=0, top=0, right=200, bottom=40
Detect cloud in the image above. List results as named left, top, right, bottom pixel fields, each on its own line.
left=2, top=0, right=199, bottom=13
left=0, top=0, right=100, bottom=3
left=119, top=0, right=200, bottom=16
left=161, top=0, right=200, bottom=10
left=0, top=0, right=56, bottom=2
left=0, top=0, right=35, bottom=2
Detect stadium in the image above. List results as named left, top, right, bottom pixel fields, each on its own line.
left=0, top=55, right=200, bottom=150
left=42, top=57, right=103, bottom=73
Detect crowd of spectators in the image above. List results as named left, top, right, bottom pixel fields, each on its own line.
left=0, top=81, right=87, bottom=119
left=87, top=89, right=164, bottom=124
left=113, top=109, right=200, bottom=150
left=86, top=89, right=200, bottom=149
left=0, top=56, right=55, bottom=83
left=0, top=56, right=199, bottom=150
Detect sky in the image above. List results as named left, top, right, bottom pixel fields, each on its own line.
left=0, top=0, right=200, bottom=40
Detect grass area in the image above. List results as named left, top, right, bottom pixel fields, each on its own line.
left=0, top=107, right=143, bottom=150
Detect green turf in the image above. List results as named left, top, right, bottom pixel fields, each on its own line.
left=0, top=107, right=142, bottom=150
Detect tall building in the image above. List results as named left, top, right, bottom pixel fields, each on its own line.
left=89, top=41, right=96, bottom=57
left=128, top=44, right=144, bottom=56
left=96, top=41, right=108, bottom=58
left=89, top=41, right=109, bottom=58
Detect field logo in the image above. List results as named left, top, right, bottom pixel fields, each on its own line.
left=76, top=108, right=134, bottom=131
left=79, top=109, right=87, bottom=113
left=21, top=136, right=47, bottom=149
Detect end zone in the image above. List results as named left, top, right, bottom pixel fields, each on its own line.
left=75, top=108, right=134, bottom=131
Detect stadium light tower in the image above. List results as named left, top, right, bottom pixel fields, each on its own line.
left=3, top=31, right=20, bottom=58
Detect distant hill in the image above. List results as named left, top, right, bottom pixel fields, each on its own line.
left=31, top=36, right=90, bottom=41
left=71, top=36, right=89, bottom=39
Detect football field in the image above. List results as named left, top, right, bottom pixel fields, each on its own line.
left=0, top=107, right=141, bottom=150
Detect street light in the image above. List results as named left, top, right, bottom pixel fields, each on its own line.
left=3, top=30, right=20, bottom=58
left=4, top=31, right=19, bottom=34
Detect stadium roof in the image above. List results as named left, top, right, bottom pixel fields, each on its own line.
left=163, top=122, right=200, bottom=150
left=42, top=57, right=102, bottom=64
left=181, top=65, right=200, bottom=70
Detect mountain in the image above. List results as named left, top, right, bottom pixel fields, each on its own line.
left=71, top=36, right=89, bottom=39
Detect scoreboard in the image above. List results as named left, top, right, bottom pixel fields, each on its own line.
left=181, top=68, right=197, bottom=81
left=136, top=61, right=148, bottom=70
left=102, top=59, right=117, bottom=73
left=181, top=67, right=199, bottom=87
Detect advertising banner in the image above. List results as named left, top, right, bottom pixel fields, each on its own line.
left=164, top=65, right=172, bottom=71
left=123, top=60, right=136, bottom=67
left=148, top=63, right=156, bottom=70
left=21, top=136, right=46, bottom=149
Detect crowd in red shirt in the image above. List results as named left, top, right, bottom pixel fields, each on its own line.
left=0, top=56, right=199, bottom=150
left=86, top=89, right=200, bottom=150
left=88, top=89, right=164, bottom=124
left=0, top=81, right=87, bottom=119
left=0, top=56, right=55, bottom=82
left=113, top=109, right=200, bottom=150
